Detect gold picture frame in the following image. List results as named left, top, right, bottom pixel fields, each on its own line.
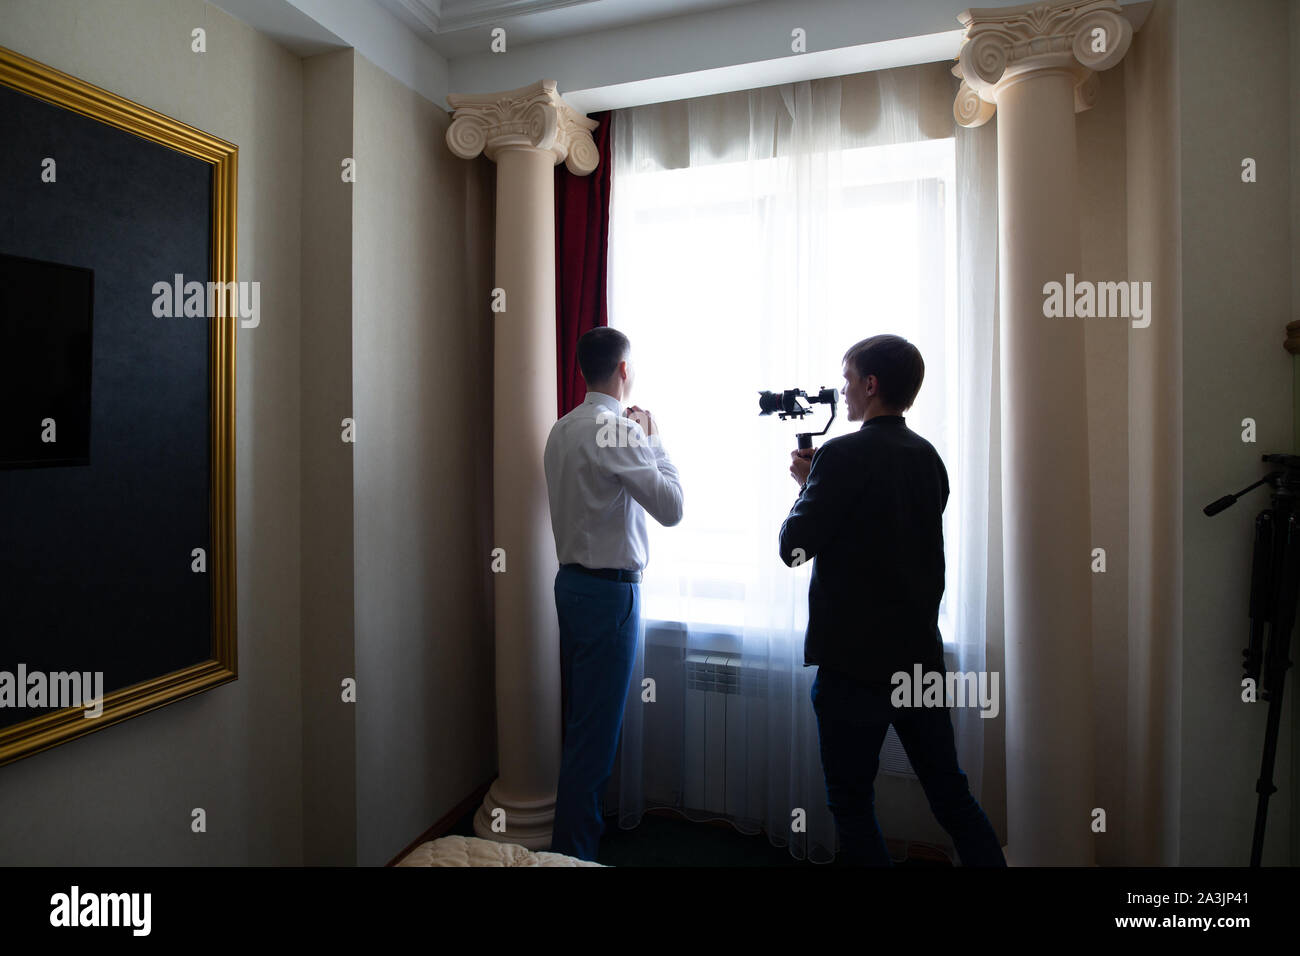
left=0, top=45, right=237, bottom=767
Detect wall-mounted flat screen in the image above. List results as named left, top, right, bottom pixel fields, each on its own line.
left=0, top=252, right=94, bottom=468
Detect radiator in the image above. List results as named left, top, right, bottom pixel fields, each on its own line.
left=681, top=651, right=917, bottom=816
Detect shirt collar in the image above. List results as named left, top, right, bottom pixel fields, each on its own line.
left=584, top=391, right=621, bottom=415
left=861, top=414, right=906, bottom=429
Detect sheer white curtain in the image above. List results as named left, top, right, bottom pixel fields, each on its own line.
left=604, top=64, right=997, bottom=863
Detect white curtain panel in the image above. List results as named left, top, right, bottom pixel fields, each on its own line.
left=605, top=63, right=998, bottom=863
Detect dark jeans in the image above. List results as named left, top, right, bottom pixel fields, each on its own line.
left=550, top=565, right=640, bottom=861
left=811, top=665, right=1006, bottom=866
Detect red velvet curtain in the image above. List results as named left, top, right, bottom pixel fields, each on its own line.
left=555, top=111, right=612, bottom=418
left=555, top=112, right=612, bottom=740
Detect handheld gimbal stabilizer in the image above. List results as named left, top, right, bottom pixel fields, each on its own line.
left=758, top=387, right=838, bottom=450
left=1204, top=453, right=1300, bottom=866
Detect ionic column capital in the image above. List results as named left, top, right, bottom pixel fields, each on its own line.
left=953, top=0, right=1132, bottom=127
left=446, top=79, right=599, bottom=175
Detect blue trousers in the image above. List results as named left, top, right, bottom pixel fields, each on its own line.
left=811, top=665, right=1006, bottom=866
left=550, top=565, right=640, bottom=861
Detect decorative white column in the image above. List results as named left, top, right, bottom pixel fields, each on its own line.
left=445, top=81, right=599, bottom=848
left=953, top=1, right=1132, bottom=865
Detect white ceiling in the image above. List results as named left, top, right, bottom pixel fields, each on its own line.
left=376, top=0, right=767, bottom=57
left=210, top=0, right=349, bottom=56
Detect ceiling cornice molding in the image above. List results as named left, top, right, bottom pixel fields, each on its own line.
left=391, top=0, right=603, bottom=34
left=387, top=0, right=442, bottom=34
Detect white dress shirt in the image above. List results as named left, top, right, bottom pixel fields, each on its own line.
left=543, top=391, right=684, bottom=572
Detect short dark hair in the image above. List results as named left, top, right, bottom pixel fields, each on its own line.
left=577, top=327, right=630, bottom=384
left=842, top=334, right=925, bottom=411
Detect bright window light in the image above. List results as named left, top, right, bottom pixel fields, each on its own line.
left=609, top=136, right=958, bottom=648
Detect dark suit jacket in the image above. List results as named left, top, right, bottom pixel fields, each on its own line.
left=778, top=414, right=948, bottom=684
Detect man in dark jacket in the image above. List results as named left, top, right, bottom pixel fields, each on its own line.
left=779, top=334, right=1005, bottom=867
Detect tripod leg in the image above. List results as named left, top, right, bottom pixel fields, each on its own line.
left=1251, top=511, right=1299, bottom=866
left=1244, top=513, right=1275, bottom=684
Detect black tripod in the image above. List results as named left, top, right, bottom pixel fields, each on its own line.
left=1204, top=453, right=1300, bottom=866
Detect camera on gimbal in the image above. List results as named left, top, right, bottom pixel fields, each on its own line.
left=757, top=387, right=838, bottom=450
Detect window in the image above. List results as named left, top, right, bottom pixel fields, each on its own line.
left=609, top=135, right=958, bottom=647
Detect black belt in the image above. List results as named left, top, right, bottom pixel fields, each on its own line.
left=563, top=564, right=642, bottom=583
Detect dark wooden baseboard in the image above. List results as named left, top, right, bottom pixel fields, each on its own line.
left=385, top=779, right=493, bottom=867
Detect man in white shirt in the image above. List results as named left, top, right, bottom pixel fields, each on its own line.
left=543, top=327, right=683, bottom=861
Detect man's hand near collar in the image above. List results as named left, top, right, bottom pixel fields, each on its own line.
left=625, top=405, right=655, bottom=437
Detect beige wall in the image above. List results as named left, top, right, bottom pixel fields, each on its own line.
left=1179, top=0, right=1295, bottom=864
left=301, top=47, right=358, bottom=866
left=0, top=0, right=305, bottom=864
left=350, top=52, right=496, bottom=866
